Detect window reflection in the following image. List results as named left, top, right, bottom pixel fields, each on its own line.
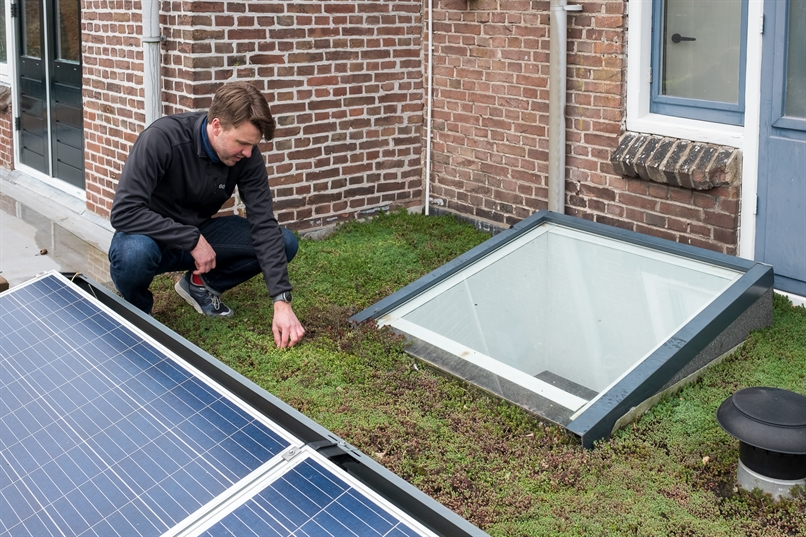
left=661, top=0, right=742, bottom=104
left=1, top=0, right=7, bottom=63
left=57, top=0, right=80, bottom=62
left=785, top=0, right=806, bottom=118
left=23, top=0, right=41, bottom=58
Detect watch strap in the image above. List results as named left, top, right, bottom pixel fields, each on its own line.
left=272, top=291, right=292, bottom=303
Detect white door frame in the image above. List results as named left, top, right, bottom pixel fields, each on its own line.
left=738, top=0, right=764, bottom=264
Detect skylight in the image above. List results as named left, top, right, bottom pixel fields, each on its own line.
left=352, top=211, right=773, bottom=447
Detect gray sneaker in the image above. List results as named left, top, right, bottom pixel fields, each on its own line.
left=175, top=272, right=233, bottom=317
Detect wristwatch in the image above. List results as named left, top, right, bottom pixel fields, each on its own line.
left=272, top=291, right=292, bottom=303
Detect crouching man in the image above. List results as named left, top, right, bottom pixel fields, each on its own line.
left=109, top=82, right=304, bottom=348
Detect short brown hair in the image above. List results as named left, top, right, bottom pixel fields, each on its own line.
left=208, top=82, right=275, bottom=141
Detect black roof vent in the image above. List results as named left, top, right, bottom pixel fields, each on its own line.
left=717, top=387, right=806, bottom=494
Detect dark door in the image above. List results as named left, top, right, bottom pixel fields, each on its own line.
left=18, top=0, right=48, bottom=174
left=50, top=0, right=83, bottom=187
left=756, top=0, right=806, bottom=296
left=16, top=0, right=83, bottom=188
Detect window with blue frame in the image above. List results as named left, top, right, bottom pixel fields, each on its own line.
left=651, top=0, right=748, bottom=125
left=780, top=0, right=806, bottom=124
left=1, top=0, right=7, bottom=64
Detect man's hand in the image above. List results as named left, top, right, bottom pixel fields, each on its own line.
left=272, top=301, right=305, bottom=348
left=191, top=234, right=216, bottom=275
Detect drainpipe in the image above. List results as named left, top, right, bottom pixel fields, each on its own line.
left=142, top=0, right=162, bottom=126
left=548, top=0, right=581, bottom=213
left=424, top=0, right=434, bottom=216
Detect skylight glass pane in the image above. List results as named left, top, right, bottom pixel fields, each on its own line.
left=380, top=223, right=743, bottom=409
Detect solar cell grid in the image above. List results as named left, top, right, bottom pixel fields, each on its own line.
left=0, top=273, right=296, bottom=537
left=189, top=451, right=434, bottom=537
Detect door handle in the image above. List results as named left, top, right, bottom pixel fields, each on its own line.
left=671, top=33, right=696, bottom=43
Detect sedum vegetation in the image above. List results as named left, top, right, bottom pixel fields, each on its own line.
left=151, top=210, right=805, bottom=537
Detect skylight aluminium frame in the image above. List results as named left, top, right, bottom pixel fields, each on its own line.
left=351, top=211, right=773, bottom=448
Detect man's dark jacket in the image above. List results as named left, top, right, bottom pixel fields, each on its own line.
left=110, top=112, right=291, bottom=297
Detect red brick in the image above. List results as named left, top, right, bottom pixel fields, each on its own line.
left=658, top=202, right=702, bottom=221
left=635, top=223, right=677, bottom=242
left=703, top=211, right=738, bottom=230
left=618, top=192, right=658, bottom=211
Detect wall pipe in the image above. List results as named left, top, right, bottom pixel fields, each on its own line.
left=548, top=0, right=581, bottom=214
left=424, top=0, right=434, bottom=216
left=142, top=0, right=162, bottom=126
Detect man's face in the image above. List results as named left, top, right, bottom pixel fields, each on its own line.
left=208, top=118, right=262, bottom=166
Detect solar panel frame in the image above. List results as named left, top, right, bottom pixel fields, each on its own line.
left=2, top=272, right=490, bottom=537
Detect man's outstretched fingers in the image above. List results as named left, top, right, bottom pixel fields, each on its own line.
left=272, top=301, right=305, bottom=348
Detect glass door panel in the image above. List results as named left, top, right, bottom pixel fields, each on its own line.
left=22, top=0, right=41, bottom=57
left=1, top=0, right=7, bottom=63
left=785, top=0, right=806, bottom=118
left=56, top=0, right=79, bottom=62
left=661, top=0, right=742, bottom=103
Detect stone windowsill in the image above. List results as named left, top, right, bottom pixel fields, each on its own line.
left=610, top=132, right=742, bottom=190
left=0, top=85, right=10, bottom=113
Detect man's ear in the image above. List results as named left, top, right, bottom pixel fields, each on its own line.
left=209, top=117, right=222, bottom=136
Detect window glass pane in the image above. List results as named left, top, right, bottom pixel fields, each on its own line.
left=57, top=0, right=80, bottom=62
left=785, top=0, right=806, bottom=118
left=388, top=224, right=741, bottom=404
left=23, top=0, right=41, bottom=58
left=661, top=0, right=742, bottom=104
left=1, top=0, right=7, bottom=63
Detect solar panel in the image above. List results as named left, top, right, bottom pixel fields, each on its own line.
left=0, top=273, right=299, bottom=536
left=170, top=449, right=435, bottom=537
left=0, top=273, right=455, bottom=537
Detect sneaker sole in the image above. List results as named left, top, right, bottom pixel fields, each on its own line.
left=175, top=277, right=206, bottom=316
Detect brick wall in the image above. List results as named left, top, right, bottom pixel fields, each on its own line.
left=427, top=0, right=740, bottom=254
left=25, top=0, right=740, bottom=253
left=82, top=0, right=145, bottom=219
left=83, top=0, right=424, bottom=231
left=0, top=110, right=12, bottom=170
left=428, top=0, right=551, bottom=224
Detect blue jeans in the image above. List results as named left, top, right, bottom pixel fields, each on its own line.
left=109, top=216, right=298, bottom=314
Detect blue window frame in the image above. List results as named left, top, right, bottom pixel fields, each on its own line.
left=651, top=0, right=749, bottom=125
left=771, top=0, right=806, bottom=132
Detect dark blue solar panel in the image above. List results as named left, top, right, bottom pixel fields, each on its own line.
left=200, top=455, right=427, bottom=537
left=0, top=274, right=292, bottom=537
